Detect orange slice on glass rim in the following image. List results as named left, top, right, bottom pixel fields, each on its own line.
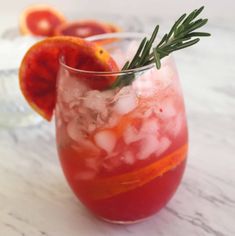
left=19, top=4, right=66, bottom=36
left=19, top=36, right=118, bottom=121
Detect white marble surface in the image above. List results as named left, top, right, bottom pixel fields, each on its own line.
left=0, top=17, right=235, bottom=236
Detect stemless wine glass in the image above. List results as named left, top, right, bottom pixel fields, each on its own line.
left=0, top=36, right=42, bottom=128
left=55, top=33, right=188, bottom=223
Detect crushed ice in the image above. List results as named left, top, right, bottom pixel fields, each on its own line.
left=94, top=130, right=117, bottom=153
left=113, top=86, right=138, bottom=115
left=137, top=135, right=160, bottom=160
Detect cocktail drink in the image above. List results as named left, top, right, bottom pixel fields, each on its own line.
left=55, top=34, right=188, bottom=222
left=19, top=7, right=209, bottom=224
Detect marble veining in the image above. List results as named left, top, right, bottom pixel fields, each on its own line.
left=0, top=16, right=235, bottom=236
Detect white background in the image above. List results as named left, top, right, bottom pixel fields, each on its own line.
left=0, top=0, right=234, bottom=33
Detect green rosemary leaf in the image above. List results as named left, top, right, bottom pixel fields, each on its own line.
left=138, top=41, right=152, bottom=65
left=109, top=6, right=210, bottom=89
left=193, top=6, right=205, bottom=20
left=153, top=48, right=161, bottom=69
left=156, top=47, right=170, bottom=58
left=187, top=19, right=208, bottom=33
left=157, top=33, right=168, bottom=47
left=129, top=37, right=147, bottom=68
left=137, top=26, right=159, bottom=66
left=140, top=25, right=159, bottom=64
left=175, top=24, right=186, bottom=36
left=169, top=36, right=191, bottom=45
left=187, top=32, right=211, bottom=37
left=182, top=6, right=204, bottom=26
left=173, top=38, right=200, bottom=51
left=145, top=33, right=168, bottom=62
left=121, top=61, right=130, bottom=70
left=166, top=13, right=187, bottom=41
left=182, top=9, right=197, bottom=26
left=148, top=25, right=160, bottom=45
left=109, top=61, right=129, bottom=89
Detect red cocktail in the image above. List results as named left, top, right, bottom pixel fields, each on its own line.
left=55, top=33, right=188, bottom=223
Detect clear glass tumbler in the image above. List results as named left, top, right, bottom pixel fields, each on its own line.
left=0, top=68, right=42, bottom=128
left=55, top=33, right=188, bottom=223
left=0, top=36, right=42, bottom=128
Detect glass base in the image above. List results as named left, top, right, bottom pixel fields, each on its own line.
left=99, top=215, right=151, bottom=225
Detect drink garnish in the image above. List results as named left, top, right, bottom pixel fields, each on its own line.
left=110, top=6, right=211, bottom=89
left=19, top=37, right=118, bottom=120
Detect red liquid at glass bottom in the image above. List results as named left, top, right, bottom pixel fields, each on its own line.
left=57, top=128, right=187, bottom=222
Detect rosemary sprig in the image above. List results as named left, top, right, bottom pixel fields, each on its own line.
left=110, top=6, right=210, bottom=89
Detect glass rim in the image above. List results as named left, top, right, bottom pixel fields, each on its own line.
left=59, top=32, right=156, bottom=76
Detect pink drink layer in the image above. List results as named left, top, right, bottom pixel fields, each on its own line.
left=56, top=56, right=188, bottom=222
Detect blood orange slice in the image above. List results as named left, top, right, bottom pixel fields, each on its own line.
left=19, top=36, right=118, bottom=121
left=86, top=143, right=188, bottom=200
left=54, top=20, right=112, bottom=38
left=20, top=4, right=66, bottom=36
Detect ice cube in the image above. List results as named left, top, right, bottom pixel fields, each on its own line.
left=122, top=151, right=135, bottom=165
left=154, top=63, right=175, bottom=82
left=88, top=123, right=96, bottom=133
left=123, top=125, right=141, bottom=144
left=113, top=87, right=138, bottom=115
left=101, top=89, right=115, bottom=100
left=133, top=64, right=175, bottom=98
left=137, top=135, right=159, bottom=160
left=157, top=98, right=176, bottom=120
left=163, top=112, right=184, bottom=137
left=82, top=139, right=100, bottom=152
left=60, top=77, right=88, bottom=104
left=172, top=113, right=185, bottom=137
left=61, top=88, right=81, bottom=106
left=140, top=119, right=159, bottom=135
left=102, top=153, right=122, bottom=171
left=143, top=107, right=154, bottom=118
left=132, top=70, right=155, bottom=97
left=100, top=109, right=109, bottom=121
left=61, top=104, right=80, bottom=123
left=107, top=114, right=120, bottom=128
left=77, top=106, right=89, bottom=116
left=67, top=118, right=85, bottom=142
left=83, top=90, right=107, bottom=112
left=69, top=100, right=81, bottom=109
left=94, top=130, right=116, bottom=153
left=157, top=137, right=172, bottom=156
